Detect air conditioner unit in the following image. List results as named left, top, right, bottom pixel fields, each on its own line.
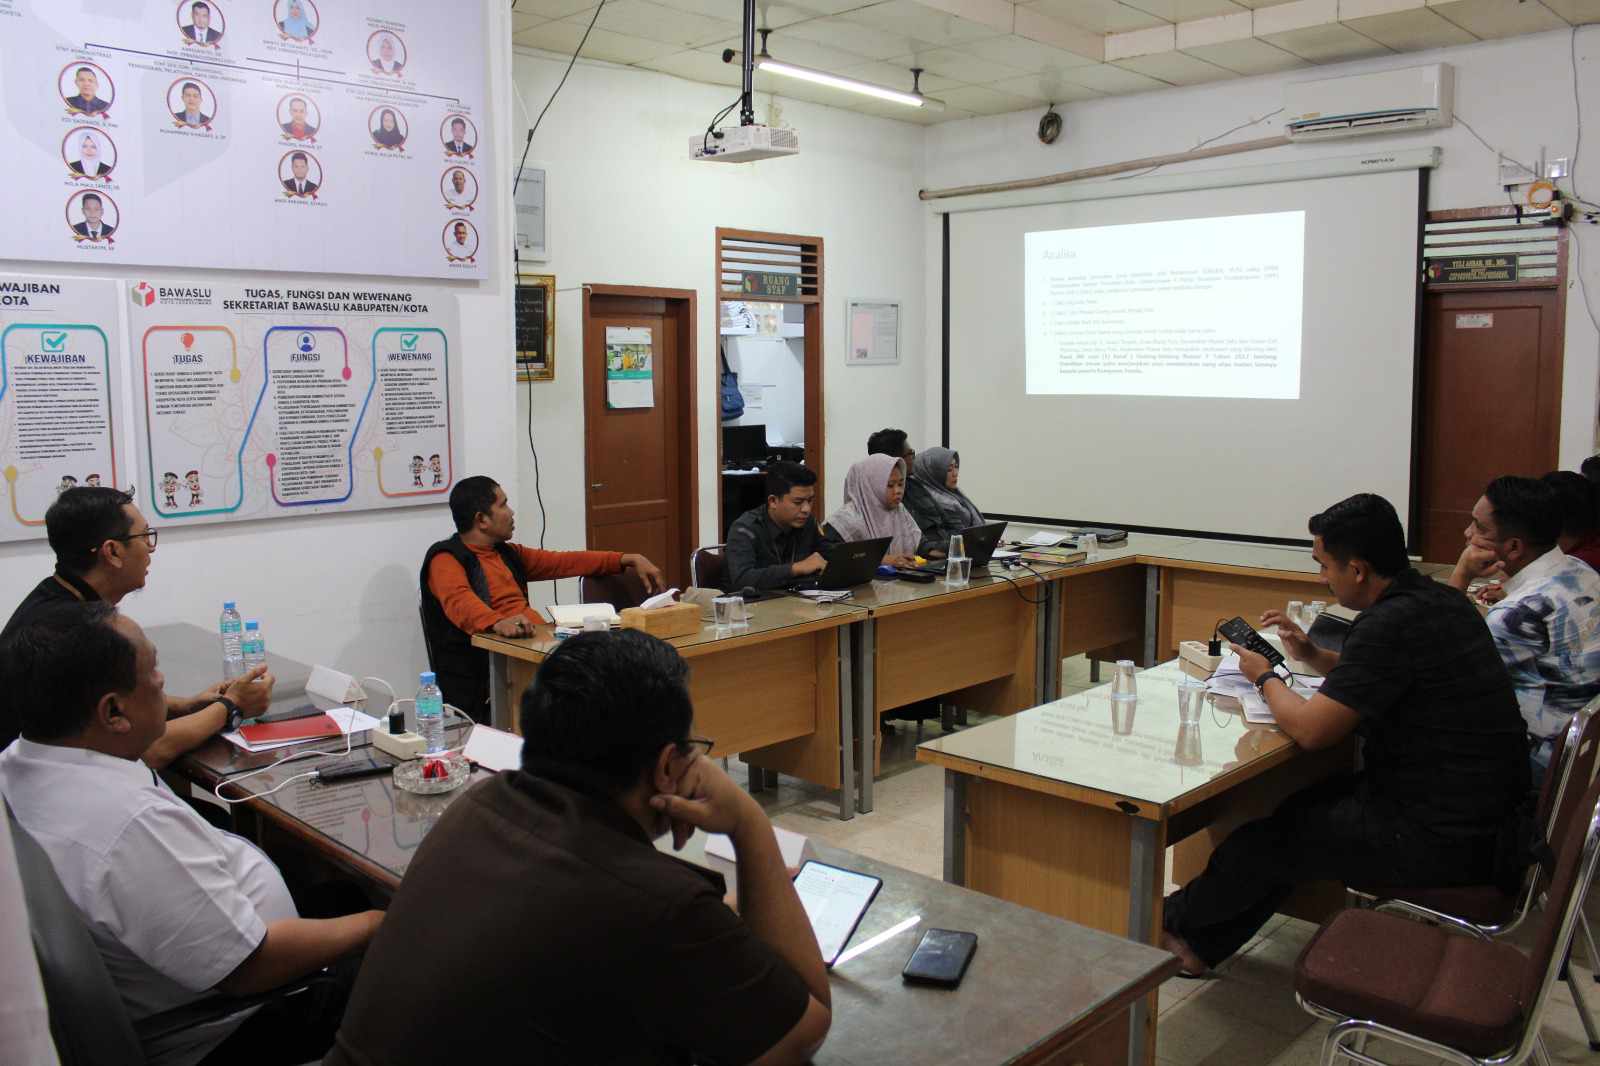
left=1284, top=63, right=1452, bottom=142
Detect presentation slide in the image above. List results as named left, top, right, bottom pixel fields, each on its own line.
left=0, top=275, right=125, bottom=544
left=130, top=278, right=460, bottom=524
left=1, top=0, right=487, bottom=280
left=946, top=164, right=1424, bottom=543
left=1024, top=212, right=1304, bottom=399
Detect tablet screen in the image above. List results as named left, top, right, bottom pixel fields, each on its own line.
left=793, top=860, right=882, bottom=966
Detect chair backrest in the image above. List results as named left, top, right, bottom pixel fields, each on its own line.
left=417, top=587, right=436, bottom=672
left=7, top=803, right=146, bottom=1065
left=580, top=571, right=649, bottom=611
left=690, top=544, right=726, bottom=590
left=1305, top=612, right=1352, bottom=653
left=1533, top=698, right=1600, bottom=896
left=1518, top=776, right=1600, bottom=1046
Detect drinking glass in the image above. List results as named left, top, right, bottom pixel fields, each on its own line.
left=1177, top=678, right=1207, bottom=726
left=714, top=595, right=744, bottom=633
left=944, top=555, right=971, bottom=587
left=1111, top=660, right=1137, bottom=702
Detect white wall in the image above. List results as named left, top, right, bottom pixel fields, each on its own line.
left=723, top=335, right=805, bottom=446
left=922, top=28, right=1600, bottom=467
left=0, top=0, right=515, bottom=691
left=508, top=50, right=928, bottom=600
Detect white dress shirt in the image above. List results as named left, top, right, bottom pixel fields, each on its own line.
left=0, top=739, right=296, bottom=1066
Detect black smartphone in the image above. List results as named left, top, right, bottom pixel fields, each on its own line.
left=1217, top=615, right=1285, bottom=669
left=902, top=928, right=978, bottom=986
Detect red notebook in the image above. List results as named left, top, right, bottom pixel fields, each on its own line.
left=237, top=713, right=341, bottom=745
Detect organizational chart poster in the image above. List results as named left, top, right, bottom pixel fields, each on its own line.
left=2, top=0, right=488, bottom=279
left=0, top=276, right=124, bottom=544
left=130, top=278, right=460, bottom=524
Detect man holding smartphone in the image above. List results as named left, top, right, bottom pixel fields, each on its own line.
left=327, top=629, right=832, bottom=1065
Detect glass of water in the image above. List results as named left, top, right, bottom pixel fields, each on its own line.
left=1177, top=678, right=1207, bottom=726
left=1111, top=659, right=1137, bottom=702
left=1286, top=600, right=1304, bottom=628
left=945, top=554, right=971, bottom=587
left=1080, top=533, right=1099, bottom=563
left=713, top=595, right=745, bottom=633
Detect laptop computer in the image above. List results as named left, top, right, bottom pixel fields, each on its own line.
left=793, top=536, right=891, bottom=591
left=898, top=521, right=1009, bottom=575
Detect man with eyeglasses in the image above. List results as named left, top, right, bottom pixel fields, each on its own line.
left=327, top=629, right=832, bottom=1066
left=1, top=486, right=274, bottom=762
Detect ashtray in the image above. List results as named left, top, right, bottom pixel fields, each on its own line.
left=392, top=753, right=470, bottom=794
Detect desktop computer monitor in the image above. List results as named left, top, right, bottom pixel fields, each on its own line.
left=723, top=424, right=768, bottom=466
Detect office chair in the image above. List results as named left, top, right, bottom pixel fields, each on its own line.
left=1345, top=700, right=1600, bottom=1047
left=690, top=544, right=726, bottom=590
left=9, top=801, right=333, bottom=1066
left=1294, top=776, right=1600, bottom=1066
left=580, top=571, right=650, bottom=611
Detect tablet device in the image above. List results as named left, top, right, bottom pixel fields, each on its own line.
left=793, top=860, right=882, bottom=967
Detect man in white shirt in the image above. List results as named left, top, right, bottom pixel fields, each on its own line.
left=0, top=603, right=382, bottom=1066
left=1450, top=474, right=1600, bottom=779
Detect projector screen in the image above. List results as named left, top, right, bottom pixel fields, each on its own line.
left=945, top=162, right=1424, bottom=543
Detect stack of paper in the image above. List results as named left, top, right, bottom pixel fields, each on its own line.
left=1206, top=652, right=1324, bottom=724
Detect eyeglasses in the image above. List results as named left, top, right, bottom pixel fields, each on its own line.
left=105, top=528, right=158, bottom=549
left=676, top=735, right=714, bottom=757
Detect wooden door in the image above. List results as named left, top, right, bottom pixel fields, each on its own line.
left=582, top=287, right=697, bottom=588
left=1414, top=286, right=1563, bottom=564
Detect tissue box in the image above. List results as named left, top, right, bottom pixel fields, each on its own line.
left=619, top=603, right=703, bottom=638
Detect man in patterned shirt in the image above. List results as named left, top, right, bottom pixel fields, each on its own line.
left=1450, top=474, right=1600, bottom=780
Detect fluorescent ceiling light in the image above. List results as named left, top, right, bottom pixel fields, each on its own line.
left=724, top=49, right=945, bottom=112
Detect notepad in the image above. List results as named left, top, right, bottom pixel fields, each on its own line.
left=543, top=603, right=620, bottom=627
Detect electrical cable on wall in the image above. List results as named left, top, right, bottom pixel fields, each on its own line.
left=1114, top=107, right=1284, bottom=181
left=509, top=1, right=605, bottom=592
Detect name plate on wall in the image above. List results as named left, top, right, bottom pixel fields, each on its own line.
left=1426, top=256, right=1518, bottom=284
left=742, top=271, right=798, bottom=298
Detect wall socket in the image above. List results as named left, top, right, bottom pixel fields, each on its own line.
left=1547, top=157, right=1571, bottom=180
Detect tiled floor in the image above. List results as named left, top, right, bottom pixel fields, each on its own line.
left=727, top=655, right=1600, bottom=1066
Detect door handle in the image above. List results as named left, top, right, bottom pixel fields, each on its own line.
left=591, top=483, right=602, bottom=489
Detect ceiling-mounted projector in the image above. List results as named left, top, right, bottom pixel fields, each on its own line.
left=689, top=124, right=799, bottom=163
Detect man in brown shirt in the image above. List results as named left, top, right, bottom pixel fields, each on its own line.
left=326, top=630, right=831, bottom=1065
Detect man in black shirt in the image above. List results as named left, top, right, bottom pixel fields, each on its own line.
left=723, top=461, right=835, bottom=591
left=327, top=630, right=831, bottom=1065
left=1161, top=493, right=1530, bottom=974
left=1, top=487, right=273, bottom=762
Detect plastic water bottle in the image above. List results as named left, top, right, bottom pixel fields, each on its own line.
left=416, top=671, right=445, bottom=754
left=241, top=621, right=266, bottom=673
left=219, top=601, right=244, bottom=679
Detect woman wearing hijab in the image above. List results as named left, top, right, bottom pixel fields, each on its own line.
left=68, top=131, right=110, bottom=177
left=906, top=446, right=984, bottom=556
left=823, top=453, right=926, bottom=568
left=279, top=0, right=315, bottom=38
left=372, top=108, right=405, bottom=147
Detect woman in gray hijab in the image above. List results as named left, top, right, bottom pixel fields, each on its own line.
left=906, top=446, right=983, bottom=555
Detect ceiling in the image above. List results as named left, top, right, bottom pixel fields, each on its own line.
left=509, top=0, right=1597, bottom=123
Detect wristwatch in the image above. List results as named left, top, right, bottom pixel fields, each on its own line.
left=214, top=695, right=243, bottom=730
left=1253, top=672, right=1281, bottom=694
